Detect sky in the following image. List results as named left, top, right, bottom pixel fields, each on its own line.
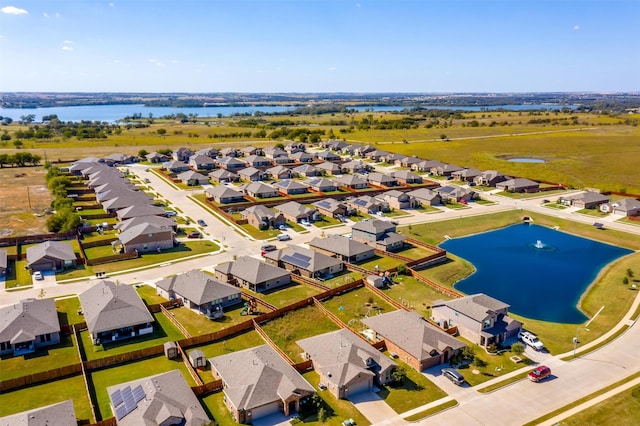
left=0, top=0, right=638, bottom=93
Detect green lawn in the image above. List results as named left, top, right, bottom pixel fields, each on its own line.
left=321, top=286, right=397, bottom=330
left=456, top=349, right=535, bottom=386
left=319, top=270, right=363, bottom=288
left=416, top=254, right=476, bottom=288
left=253, top=282, right=324, bottom=308
left=83, top=245, right=116, bottom=259
left=553, top=385, right=640, bottom=425
left=0, top=334, right=80, bottom=381
left=377, top=356, right=448, bottom=413
left=312, top=215, right=344, bottom=228
left=79, top=312, right=184, bottom=361
left=576, top=208, right=609, bottom=217
left=135, top=283, right=168, bottom=305
left=89, top=356, right=196, bottom=420
left=357, top=254, right=405, bottom=272
left=0, top=375, right=93, bottom=423
left=56, top=296, right=84, bottom=326
left=169, top=303, right=251, bottom=336
left=395, top=243, right=439, bottom=260
left=200, top=392, right=240, bottom=426
left=381, top=275, right=453, bottom=318
left=238, top=223, right=280, bottom=240
left=260, top=305, right=341, bottom=361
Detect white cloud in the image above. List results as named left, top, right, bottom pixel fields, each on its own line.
left=64, top=40, right=73, bottom=44
left=112, top=59, right=121, bottom=63
left=171, top=59, right=178, bottom=64
left=43, top=12, right=49, bottom=18
left=1, top=6, right=28, bottom=15
left=109, top=3, right=114, bottom=7
left=328, top=67, right=337, bottom=71
left=55, top=12, right=61, bottom=18
left=62, top=46, right=73, bottom=51
left=149, top=59, right=165, bottom=67
left=573, top=25, right=580, bottom=31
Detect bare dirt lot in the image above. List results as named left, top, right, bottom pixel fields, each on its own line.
left=0, top=166, right=53, bottom=236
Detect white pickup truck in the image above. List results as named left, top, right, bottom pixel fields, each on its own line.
left=518, top=330, right=545, bottom=351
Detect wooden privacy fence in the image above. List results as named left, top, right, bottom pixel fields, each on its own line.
left=253, top=319, right=295, bottom=365
left=409, top=268, right=463, bottom=299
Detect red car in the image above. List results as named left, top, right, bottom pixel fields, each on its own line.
left=528, top=365, right=551, bottom=382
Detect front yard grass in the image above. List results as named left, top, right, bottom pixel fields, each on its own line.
left=377, top=355, right=448, bottom=413
left=576, top=208, right=609, bottom=217
left=312, top=215, right=343, bottom=228
left=89, top=355, right=196, bottom=420
left=238, top=223, right=280, bottom=240
left=0, top=334, right=80, bottom=381
left=0, top=375, right=93, bottom=422
left=456, top=348, right=535, bottom=386
left=553, top=383, right=640, bottom=426
left=79, top=311, right=184, bottom=361
left=260, top=305, right=341, bottom=362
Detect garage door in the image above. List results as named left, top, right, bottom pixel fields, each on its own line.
left=347, top=377, right=372, bottom=398
left=250, top=401, right=280, bottom=420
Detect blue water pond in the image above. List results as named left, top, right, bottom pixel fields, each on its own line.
left=440, top=224, right=632, bottom=323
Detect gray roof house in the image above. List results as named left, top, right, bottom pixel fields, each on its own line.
left=173, top=147, right=195, bottom=162
left=273, top=179, right=308, bottom=195
left=0, top=298, right=61, bottom=356
left=377, top=190, right=418, bottom=210
left=600, top=198, right=640, bottom=216
left=239, top=182, right=279, bottom=198
left=214, top=256, right=291, bottom=293
left=559, top=191, right=610, bottom=209
left=205, top=185, right=246, bottom=204
left=216, top=156, right=246, bottom=171
left=315, top=150, right=341, bottom=162
left=495, top=178, right=540, bottom=193
left=0, top=400, right=77, bottom=426
left=352, top=219, right=406, bottom=252
left=474, top=170, right=510, bottom=187
left=451, top=168, right=482, bottom=182
left=364, top=149, right=390, bottom=162
left=392, top=170, right=423, bottom=185
left=177, top=170, right=209, bottom=186
left=315, top=161, right=342, bottom=175
left=298, top=329, right=397, bottom=399
left=308, top=235, right=375, bottom=263
left=293, top=164, right=320, bottom=177
left=312, top=198, right=347, bottom=218
left=304, top=177, right=338, bottom=192
left=264, top=245, right=344, bottom=279
left=407, top=188, right=442, bottom=206
left=102, top=193, right=155, bottom=212
left=102, top=153, right=136, bottom=165
left=291, top=151, right=314, bottom=163
left=436, top=185, right=479, bottom=203
left=156, top=269, right=242, bottom=319
left=241, top=205, right=286, bottom=230
left=26, top=241, right=76, bottom=272
left=238, top=166, right=266, bottom=182
left=362, top=310, right=465, bottom=372
left=107, top=369, right=210, bottom=426
left=243, top=155, right=272, bottom=168
left=188, top=154, right=215, bottom=171
left=431, top=163, right=464, bottom=177
left=367, top=172, right=397, bottom=187
left=114, top=215, right=177, bottom=233
left=266, top=165, right=294, bottom=179
left=208, top=169, right=239, bottom=183
left=209, top=344, right=315, bottom=424
left=334, top=174, right=369, bottom=189
left=115, top=204, right=166, bottom=221
left=273, top=201, right=316, bottom=222
left=431, top=294, right=522, bottom=348
left=79, top=280, right=154, bottom=345
left=346, top=195, right=389, bottom=214
left=163, top=160, right=190, bottom=173
left=145, top=152, right=170, bottom=163
left=114, top=222, right=174, bottom=253
left=341, top=160, right=370, bottom=174
left=263, top=146, right=288, bottom=159
left=394, top=156, right=422, bottom=168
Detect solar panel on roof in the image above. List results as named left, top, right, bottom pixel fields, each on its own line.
left=122, top=386, right=137, bottom=414
left=132, top=385, right=146, bottom=402
left=110, top=389, right=123, bottom=407
left=115, top=405, right=129, bottom=420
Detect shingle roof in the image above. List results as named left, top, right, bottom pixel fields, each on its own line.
left=216, top=256, right=290, bottom=285
left=106, top=369, right=210, bottom=426
left=0, top=298, right=60, bottom=345
left=273, top=201, right=314, bottom=218
left=273, top=180, right=308, bottom=191
left=407, top=188, right=440, bottom=202
left=309, top=235, right=374, bottom=257
left=156, top=270, right=240, bottom=306
left=312, top=198, right=345, bottom=212
left=352, top=219, right=396, bottom=234
left=208, top=169, right=238, bottom=180
left=433, top=293, right=510, bottom=323
left=115, top=204, right=166, bottom=220
left=242, top=204, right=277, bottom=220
left=26, top=241, right=76, bottom=267
left=209, top=344, right=314, bottom=412
left=315, top=161, right=342, bottom=172
left=117, top=222, right=173, bottom=245
left=205, top=185, right=244, bottom=199
left=264, top=245, right=342, bottom=273
left=79, top=280, right=154, bottom=335
left=304, top=177, right=338, bottom=190
left=362, top=310, right=464, bottom=359
left=334, top=174, right=367, bottom=186
left=0, top=400, right=77, bottom=426
left=177, top=170, right=208, bottom=181
left=114, top=215, right=176, bottom=233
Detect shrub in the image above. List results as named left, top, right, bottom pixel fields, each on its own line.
left=511, top=342, right=525, bottom=355
left=472, top=357, right=487, bottom=368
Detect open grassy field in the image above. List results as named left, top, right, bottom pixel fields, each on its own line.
left=0, top=166, right=53, bottom=236
left=556, top=384, right=640, bottom=426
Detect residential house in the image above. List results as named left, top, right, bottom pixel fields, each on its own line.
left=377, top=190, right=418, bottom=210
left=559, top=191, right=610, bottom=209
left=341, top=144, right=362, bottom=156
left=474, top=170, right=509, bottom=187
left=214, top=256, right=291, bottom=293
left=239, top=182, right=279, bottom=198
left=273, top=201, right=316, bottom=223
left=238, top=166, right=265, bottom=182
left=431, top=163, right=463, bottom=177
left=341, top=160, right=370, bottom=174
left=115, top=204, right=166, bottom=221
left=107, top=370, right=210, bottom=426
left=308, top=235, right=375, bottom=263
left=0, top=298, right=61, bottom=356
left=395, top=156, right=423, bottom=168
left=305, top=177, right=338, bottom=192
left=367, top=172, right=397, bottom=187
left=163, top=160, right=190, bottom=173
left=272, top=155, right=295, bottom=165
left=219, top=147, right=240, bottom=158
left=334, top=174, right=369, bottom=190
left=208, top=169, right=239, bottom=183
left=114, top=222, right=174, bottom=253
left=243, top=155, right=272, bottom=168
left=263, top=146, right=289, bottom=159
left=362, top=310, right=465, bottom=371
left=346, top=195, right=389, bottom=214
left=0, top=249, right=7, bottom=276
left=364, top=149, right=390, bottom=162
left=265, top=165, right=294, bottom=179
left=241, top=205, right=286, bottom=230
left=102, top=153, right=136, bottom=165
left=173, top=147, right=195, bottom=162
left=436, top=185, right=478, bottom=203
left=495, top=178, right=540, bottom=193
left=0, top=401, right=76, bottom=426
left=177, top=170, right=209, bottom=186
left=323, top=140, right=348, bottom=151
left=411, top=159, right=442, bottom=173
left=216, top=156, right=246, bottom=171
left=600, top=198, right=640, bottom=216
left=96, top=186, right=139, bottom=203
left=79, top=280, right=154, bottom=345
left=298, top=329, right=397, bottom=399
left=431, top=293, right=522, bottom=348
left=264, top=245, right=343, bottom=279
left=315, top=150, right=341, bottom=162
left=196, top=147, right=220, bottom=158
left=101, top=193, right=155, bottom=213
left=114, top=215, right=177, bottom=233
left=240, top=146, right=260, bottom=156
left=274, top=180, right=308, bottom=195
left=355, top=145, right=376, bottom=156
left=312, top=198, right=347, bottom=218
left=290, top=151, right=314, bottom=163
left=315, top=161, right=342, bottom=175
left=188, top=154, right=215, bottom=171
left=380, top=153, right=404, bottom=164
left=209, top=344, right=314, bottom=423
left=451, top=168, right=482, bottom=183
left=26, top=241, right=76, bottom=272
left=407, top=188, right=443, bottom=206
left=293, top=164, right=320, bottom=178
left=351, top=219, right=406, bottom=251
left=156, top=269, right=242, bottom=318
left=205, top=185, right=246, bottom=204
left=144, top=152, right=169, bottom=164
left=285, top=142, right=306, bottom=154
left=392, top=170, right=423, bottom=185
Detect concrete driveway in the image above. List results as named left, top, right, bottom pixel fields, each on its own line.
left=32, top=270, right=57, bottom=288
left=349, top=391, right=399, bottom=424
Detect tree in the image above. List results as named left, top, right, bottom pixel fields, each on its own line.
left=440, top=134, right=448, bottom=141
left=627, top=268, right=635, bottom=278
left=20, top=114, right=36, bottom=124
left=623, top=276, right=629, bottom=285
left=156, top=128, right=166, bottom=136
left=396, top=264, right=408, bottom=275
left=391, top=366, right=407, bottom=384
left=472, top=356, right=487, bottom=367
left=462, top=345, right=476, bottom=361
left=138, top=149, right=149, bottom=158
left=13, top=140, right=23, bottom=149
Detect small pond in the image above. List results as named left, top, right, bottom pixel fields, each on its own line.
left=441, top=224, right=632, bottom=323
left=507, top=157, right=545, bottom=163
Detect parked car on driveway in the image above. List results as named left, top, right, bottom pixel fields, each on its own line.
left=441, top=367, right=465, bottom=386
left=518, top=330, right=545, bottom=351
left=528, top=365, right=551, bottom=382
left=277, top=234, right=291, bottom=241
left=187, top=231, right=202, bottom=239
left=33, top=271, right=44, bottom=280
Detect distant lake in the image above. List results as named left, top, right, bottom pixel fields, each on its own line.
left=0, top=103, right=576, bottom=123
left=508, top=158, right=546, bottom=163
left=441, top=224, right=632, bottom=323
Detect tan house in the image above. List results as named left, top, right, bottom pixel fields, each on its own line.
left=214, top=256, right=291, bottom=293
left=241, top=205, right=286, bottom=230
left=264, top=245, right=343, bottom=278
left=309, top=235, right=375, bottom=263
left=114, top=222, right=174, bottom=253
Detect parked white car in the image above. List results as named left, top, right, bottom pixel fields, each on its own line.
left=518, top=330, right=545, bottom=351
left=33, top=271, right=43, bottom=280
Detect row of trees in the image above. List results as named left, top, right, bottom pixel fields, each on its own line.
left=45, top=167, right=82, bottom=233
left=0, top=152, right=41, bottom=167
